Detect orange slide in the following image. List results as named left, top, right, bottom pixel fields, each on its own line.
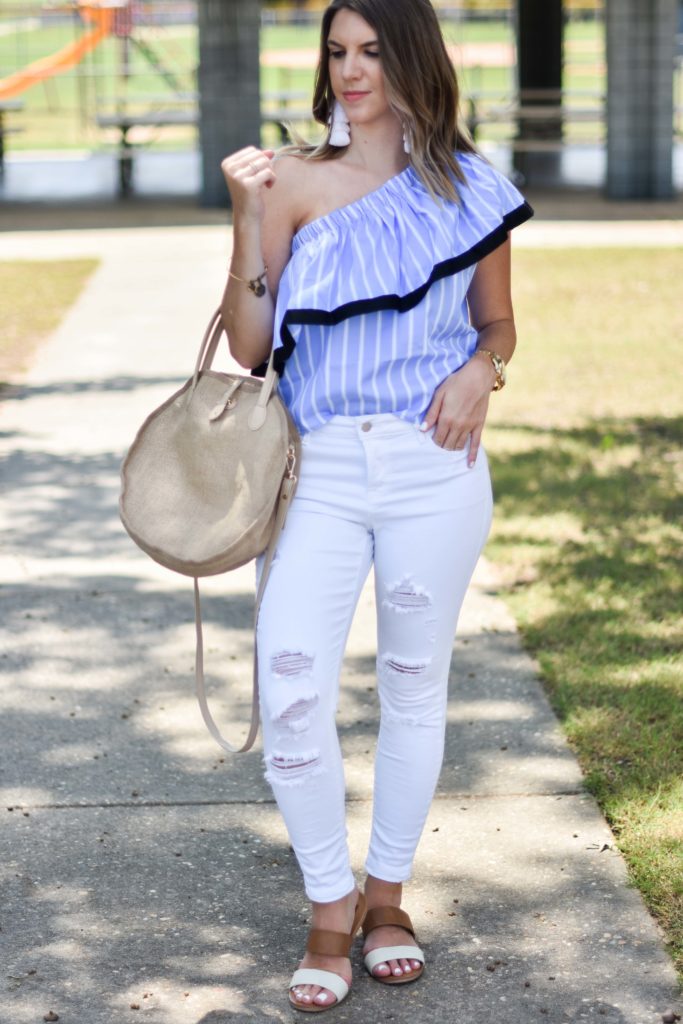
left=0, top=5, right=114, bottom=101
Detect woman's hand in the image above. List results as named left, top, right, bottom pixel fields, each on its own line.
left=421, top=355, right=496, bottom=467
left=221, top=146, right=276, bottom=222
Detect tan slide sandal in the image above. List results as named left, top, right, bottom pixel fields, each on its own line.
left=362, top=906, right=425, bottom=985
left=289, top=891, right=367, bottom=1013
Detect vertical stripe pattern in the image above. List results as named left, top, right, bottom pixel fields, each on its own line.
left=267, top=152, right=533, bottom=435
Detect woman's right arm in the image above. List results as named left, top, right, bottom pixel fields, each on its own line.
left=220, top=147, right=301, bottom=370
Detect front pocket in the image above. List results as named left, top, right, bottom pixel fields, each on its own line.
left=415, top=425, right=471, bottom=460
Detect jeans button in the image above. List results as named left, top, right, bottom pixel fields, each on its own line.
left=361, top=421, right=372, bottom=432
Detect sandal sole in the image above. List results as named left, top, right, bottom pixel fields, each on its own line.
left=288, top=993, right=349, bottom=1013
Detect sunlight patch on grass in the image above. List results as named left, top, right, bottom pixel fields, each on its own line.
left=0, top=259, right=99, bottom=381
left=485, top=247, right=683, bottom=980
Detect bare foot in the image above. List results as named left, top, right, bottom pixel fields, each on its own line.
left=289, top=886, right=360, bottom=1010
left=362, top=876, right=423, bottom=980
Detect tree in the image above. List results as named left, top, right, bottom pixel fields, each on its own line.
left=198, top=0, right=262, bottom=207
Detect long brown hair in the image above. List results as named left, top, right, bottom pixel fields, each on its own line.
left=279, top=0, right=478, bottom=203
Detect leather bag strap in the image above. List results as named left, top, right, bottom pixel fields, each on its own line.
left=191, top=307, right=279, bottom=414
left=193, top=467, right=298, bottom=754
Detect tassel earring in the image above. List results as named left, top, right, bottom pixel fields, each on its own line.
left=328, top=99, right=351, bottom=146
left=402, top=124, right=412, bottom=154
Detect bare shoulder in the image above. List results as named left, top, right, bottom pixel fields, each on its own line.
left=268, top=152, right=314, bottom=213
left=260, top=153, right=316, bottom=294
left=268, top=152, right=335, bottom=232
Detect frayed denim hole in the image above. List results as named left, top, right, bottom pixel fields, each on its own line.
left=264, top=748, right=325, bottom=788
left=382, top=576, right=432, bottom=615
left=380, top=652, right=432, bottom=677
left=270, top=650, right=315, bottom=678
left=272, top=693, right=319, bottom=734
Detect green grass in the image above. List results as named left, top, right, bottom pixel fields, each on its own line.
left=0, top=259, right=99, bottom=383
left=485, top=248, right=683, bottom=983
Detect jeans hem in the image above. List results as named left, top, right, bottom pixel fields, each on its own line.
left=303, top=872, right=358, bottom=904
left=364, top=857, right=413, bottom=884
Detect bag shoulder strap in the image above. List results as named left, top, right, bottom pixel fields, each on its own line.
left=193, top=468, right=298, bottom=754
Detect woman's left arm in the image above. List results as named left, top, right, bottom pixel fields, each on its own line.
left=421, top=236, right=516, bottom=467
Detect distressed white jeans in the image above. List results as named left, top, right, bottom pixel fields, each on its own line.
left=255, top=413, right=493, bottom=902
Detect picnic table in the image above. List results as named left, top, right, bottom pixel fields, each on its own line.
left=465, top=89, right=605, bottom=147
left=96, top=109, right=197, bottom=195
left=96, top=91, right=316, bottom=196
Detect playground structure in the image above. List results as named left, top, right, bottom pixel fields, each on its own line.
left=0, top=2, right=328, bottom=190
left=0, top=2, right=196, bottom=100
left=0, top=1, right=199, bottom=169
left=0, top=5, right=116, bottom=102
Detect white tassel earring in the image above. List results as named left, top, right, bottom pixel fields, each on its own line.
left=402, top=124, right=412, bottom=154
left=328, top=99, right=351, bottom=146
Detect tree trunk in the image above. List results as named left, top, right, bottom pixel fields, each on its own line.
left=197, top=0, right=261, bottom=208
left=514, top=0, right=564, bottom=186
left=605, top=0, right=677, bottom=199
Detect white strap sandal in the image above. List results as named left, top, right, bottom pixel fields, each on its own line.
left=289, top=892, right=367, bottom=1013
left=362, top=906, right=425, bottom=985
left=289, top=968, right=350, bottom=1009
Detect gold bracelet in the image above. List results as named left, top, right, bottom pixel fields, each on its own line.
left=475, top=348, right=506, bottom=391
left=228, top=263, right=269, bottom=297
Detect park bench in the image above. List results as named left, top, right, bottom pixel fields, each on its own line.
left=96, top=90, right=316, bottom=196
left=465, top=90, right=605, bottom=146
left=96, top=108, right=197, bottom=196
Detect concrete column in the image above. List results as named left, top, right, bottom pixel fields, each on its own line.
left=514, top=0, right=564, bottom=186
left=606, top=0, right=677, bottom=199
left=197, top=0, right=262, bottom=208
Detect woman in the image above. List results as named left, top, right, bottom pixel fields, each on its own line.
left=220, top=0, right=533, bottom=1012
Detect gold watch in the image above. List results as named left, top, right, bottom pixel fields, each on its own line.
left=475, top=348, right=506, bottom=391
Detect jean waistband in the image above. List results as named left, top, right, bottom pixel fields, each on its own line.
left=316, top=414, right=420, bottom=438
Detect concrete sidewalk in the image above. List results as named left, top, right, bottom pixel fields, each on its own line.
left=0, top=220, right=680, bottom=1024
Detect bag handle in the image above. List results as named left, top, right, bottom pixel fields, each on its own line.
left=193, top=448, right=298, bottom=754
left=192, top=306, right=223, bottom=381
left=190, top=308, right=279, bottom=432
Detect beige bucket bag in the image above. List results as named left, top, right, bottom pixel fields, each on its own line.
left=119, top=307, right=300, bottom=753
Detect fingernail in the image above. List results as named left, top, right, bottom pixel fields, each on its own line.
left=419, top=421, right=429, bottom=432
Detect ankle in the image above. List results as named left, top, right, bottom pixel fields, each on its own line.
left=364, top=875, right=402, bottom=907
left=310, top=886, right=358, bottom=929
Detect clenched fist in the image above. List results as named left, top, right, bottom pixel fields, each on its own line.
left=221, top=146, right=276, bottom=222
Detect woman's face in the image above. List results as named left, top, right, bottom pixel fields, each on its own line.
left=326, top=8, right=390, bottom=125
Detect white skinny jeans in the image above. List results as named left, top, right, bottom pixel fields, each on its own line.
left=255, top=413, right=493, bottom=902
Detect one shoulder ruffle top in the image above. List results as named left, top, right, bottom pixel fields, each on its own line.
left=254, top=151, right=534, bottom=435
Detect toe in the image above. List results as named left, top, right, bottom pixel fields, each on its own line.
left=388, top=958, right=404, bottom=978
left=290, top=983, right=315, bottom=1006
left=399, top=958, right=412, bottom=973
left=313, top=988, right=336, bottom=1006
left=372, top=961, right=391, bottom=977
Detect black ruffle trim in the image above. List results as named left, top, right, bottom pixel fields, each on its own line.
left=251, top=200, right=534, bottom=378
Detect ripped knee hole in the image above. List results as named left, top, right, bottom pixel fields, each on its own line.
left=383, top=577, right=433, bottom=614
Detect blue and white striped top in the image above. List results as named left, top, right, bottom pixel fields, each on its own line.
left=255, top=151, right=533, bottom=435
